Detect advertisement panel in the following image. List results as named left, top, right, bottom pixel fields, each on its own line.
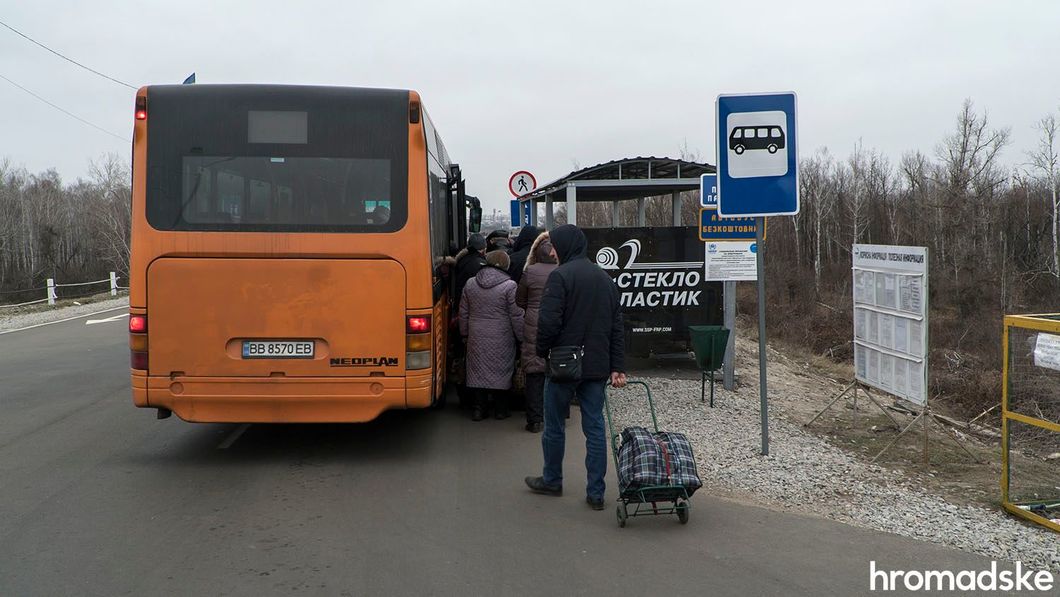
left=584, top=227, right=722, bottom=357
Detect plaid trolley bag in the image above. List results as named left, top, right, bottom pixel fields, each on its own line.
left=605, top=381, right=701, bottom=527
left=617, top=426, right=665, bottom=494
left=653, top=432, right=702, bottom=494
left=617, top=428, right=703, bottom=497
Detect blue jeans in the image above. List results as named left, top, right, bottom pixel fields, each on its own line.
left=542, top=378, right=607, bottom=500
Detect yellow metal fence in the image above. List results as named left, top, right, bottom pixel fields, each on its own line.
left=1002, top=314, right=1060, bottom=533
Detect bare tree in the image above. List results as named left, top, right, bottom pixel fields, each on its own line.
left=1027, top=113, right=1060, bottom=277
left=845, top=140, right=869, bottom=245
left=800, top=148, right=832, bottom=293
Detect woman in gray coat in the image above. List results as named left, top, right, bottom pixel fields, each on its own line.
left=460, top=250, right=525, bottom=421
left=516, top=233, right=558, bottom=432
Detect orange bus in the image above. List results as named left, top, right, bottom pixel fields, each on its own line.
left=129, top=84, right=480, bottom=423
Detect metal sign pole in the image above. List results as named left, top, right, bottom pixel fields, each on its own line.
left=756, top=216, right=768, bottom=456
left=723, top=280, right=736, bottom=391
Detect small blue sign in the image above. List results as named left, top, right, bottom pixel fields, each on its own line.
left=716, top=92, right=799, bottom=217
left=700, top=174, right=718, bottom=207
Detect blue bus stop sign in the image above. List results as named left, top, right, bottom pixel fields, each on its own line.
left=716, top=92, right=799, bottom=217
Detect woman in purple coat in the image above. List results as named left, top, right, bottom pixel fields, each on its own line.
left=516, top=233, right=557, bottom=432
left=459, top=250, right=525, bottom=421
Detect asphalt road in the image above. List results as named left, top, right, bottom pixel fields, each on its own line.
left=0, top=310, right=1009, bottom=596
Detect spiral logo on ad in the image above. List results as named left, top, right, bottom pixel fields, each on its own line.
left=596, top=247, right=620, bottom=270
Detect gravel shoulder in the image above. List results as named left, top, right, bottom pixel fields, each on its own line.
left=612, top=330, right=1060, bottom=572
left=0, top=295, right=129, bottom=333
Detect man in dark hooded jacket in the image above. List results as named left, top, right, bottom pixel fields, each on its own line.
left=454, top=234, right=487, bottom=315
left=506, top=225, right=540, bottom=283
left=524, top=224, right=626, bottom=511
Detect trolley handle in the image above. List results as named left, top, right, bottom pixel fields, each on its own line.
left=604, top=379, right=659, bottom=435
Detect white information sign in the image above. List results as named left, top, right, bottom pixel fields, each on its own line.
left=852, top=244, right=929, bottom=406
left=1033, top=332, right=1060, bottom=372
left=704, top=241, right=757, bottom=281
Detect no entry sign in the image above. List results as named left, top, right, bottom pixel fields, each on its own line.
left=509, top=171, right=537, bottom=197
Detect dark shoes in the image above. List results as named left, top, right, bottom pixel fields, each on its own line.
left=525, top=422, right=543, bottom=433
left=524, top=476, right=562, bottom=496
left=471, top=407, right=485, bottom=421
left=586, top=496, right=605, bottom=511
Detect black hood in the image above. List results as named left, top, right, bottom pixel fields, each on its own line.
left=549, top=224, right=587, bottom=264
left=512, top=225, right=541, bottom=251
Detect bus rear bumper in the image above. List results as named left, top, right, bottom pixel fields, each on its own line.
left=133, top=373, right=432, bottom=423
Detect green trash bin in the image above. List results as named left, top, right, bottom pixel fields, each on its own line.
left=689, top=325, right=730, bottom=407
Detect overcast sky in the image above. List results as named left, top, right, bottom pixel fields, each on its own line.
left=2, top=1, right=1058, bottom=214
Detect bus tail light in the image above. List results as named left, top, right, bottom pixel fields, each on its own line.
left=406, top=314, right=430, bottom=370
left=130, top=351, right=149, bottom=370
left=406, top=351, right=430, bottom=370
left=129, top=315, right=147, bottom=333
left=135, top=95, right=147, bottom=121
left=130, top=313, right=148, bottom=371
left=407, top=315, right=430, bottom=334
left=407, top=334, right=431, bottom=352
left=409, top=99, right=421, bottom=124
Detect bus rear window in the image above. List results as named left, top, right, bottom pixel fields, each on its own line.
left=144, top=85, right=408, bottom=233
left=178, top=156, right=393, bottom=228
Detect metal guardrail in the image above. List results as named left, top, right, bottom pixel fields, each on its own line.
left=0, top=272, right=124, bottom=309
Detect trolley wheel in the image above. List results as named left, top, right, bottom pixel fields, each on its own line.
left=616, top=505, right=627, bottom=528
left=676, top=501, right=690, bottom=525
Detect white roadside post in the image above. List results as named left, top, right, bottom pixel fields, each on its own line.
left=110, top=272, right=118, bottom=296
left=46, top=278, right=56, bottom=306
left=717, top=92, right=800, bottom=456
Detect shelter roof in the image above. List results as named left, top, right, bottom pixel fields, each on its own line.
left=518, top=156, right=716, bottom=202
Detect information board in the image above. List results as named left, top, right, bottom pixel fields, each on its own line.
left=852, top=244, right=929, bottom=406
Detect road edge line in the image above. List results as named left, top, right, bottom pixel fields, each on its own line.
left=0, top=305, right=129, bottom=336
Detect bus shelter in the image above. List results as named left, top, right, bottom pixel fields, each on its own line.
left=515, top=157, right=724, bottom=361
left=515, top=157, right=712, bottom=228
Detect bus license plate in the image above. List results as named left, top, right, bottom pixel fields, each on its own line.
left=242, top=340, right=315, bottom=359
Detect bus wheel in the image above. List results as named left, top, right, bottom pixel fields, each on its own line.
left=767, top=144, right=778, bottom=154
left=733, top=145, right=744, bottom=155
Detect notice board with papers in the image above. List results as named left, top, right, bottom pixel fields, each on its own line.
left=852, top=244, right=929, bottom=406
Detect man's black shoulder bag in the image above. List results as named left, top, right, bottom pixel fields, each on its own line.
left=547, top=285, right=596, bottom=382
